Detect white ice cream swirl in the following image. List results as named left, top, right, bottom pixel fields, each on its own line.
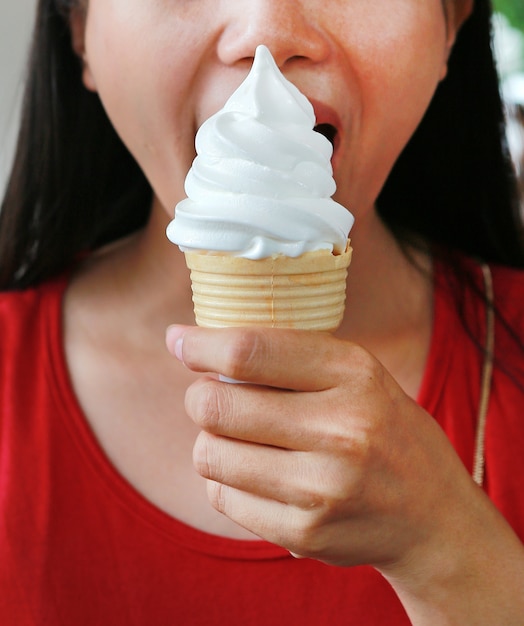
left=167, top=45, right=354, bottom=259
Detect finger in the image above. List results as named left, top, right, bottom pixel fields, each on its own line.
left=206, top=480, right=299, bottom=548
left=166, top=324, right=356, bottom=390
left=206, top=479, right=320, bottom=557
left=185, top=376, right=344, bottom=450
left=194, top=431, right=349, bottom=510
left=206, top=481, right=349, bottom=564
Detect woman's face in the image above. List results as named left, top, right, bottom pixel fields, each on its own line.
left=72, top=0, right=471, bottom=220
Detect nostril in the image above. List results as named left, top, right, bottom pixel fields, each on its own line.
left=314, top=123, right=338, bottom=149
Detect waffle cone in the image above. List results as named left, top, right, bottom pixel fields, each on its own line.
left=184, top=240, right=352, bottom=331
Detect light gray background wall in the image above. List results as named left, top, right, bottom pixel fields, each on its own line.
left=0, top=1, right=37, bottom=196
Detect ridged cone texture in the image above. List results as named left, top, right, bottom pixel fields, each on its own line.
left=184, top=241, right=352, bottom=331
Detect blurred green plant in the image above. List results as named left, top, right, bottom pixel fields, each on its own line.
left=493, top=0, right=524, bottom=34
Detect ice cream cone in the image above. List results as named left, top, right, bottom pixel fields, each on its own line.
left=184, top=240, right=352, bottom=331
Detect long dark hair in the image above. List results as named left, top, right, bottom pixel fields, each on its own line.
left=0, top=0, right=522, bottom=291
left=376, top=1, right=524, bottom=391
left=377, top=0, right=524, bottom=267
left=0, top=0, right=152, bottom=289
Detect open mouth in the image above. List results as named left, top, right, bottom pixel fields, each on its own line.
left=314, top=123, right=338, bottom=152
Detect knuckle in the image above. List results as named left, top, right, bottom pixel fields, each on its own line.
left=290, top=515, right=330, bottom=560
left=207, top=480, right=226, bottom=513
left=309, top=442, right=368, bottom=510
left=222, top=329, right=265, bottom=380
left=192, top=431, right=215, bottom=478
left=320, top=405, right=375, bottom=464
left=319, top=466, right=360, bottom=514
left=338, top=424, right=374, bottom=466
left=179, top=331, right=202, bottom=371
left=187, top=380, right=230, bottom=432
left=350, top=345, right=384, bottom=390
left=294, top=485, right=325, bottom=512
left=193, top=433, right=232, bottom=488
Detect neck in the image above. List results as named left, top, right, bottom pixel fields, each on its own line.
left=337, top=210, right=433, bottom=396
left=70, top=198, right=433, bottom=396
left=340, top=211, right=432, bottom=338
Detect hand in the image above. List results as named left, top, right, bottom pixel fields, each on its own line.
left=166, top=324, right=524, bottom=623
left=165, top=324, right=477, bottom=570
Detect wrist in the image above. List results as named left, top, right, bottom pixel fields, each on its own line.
left=378, top=488, right=524, bottom=625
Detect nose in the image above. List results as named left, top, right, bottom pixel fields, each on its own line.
left=217, top=0, right=331, bottom=69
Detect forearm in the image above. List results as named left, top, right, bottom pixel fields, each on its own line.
left=381, top=491, right=524, bottom=625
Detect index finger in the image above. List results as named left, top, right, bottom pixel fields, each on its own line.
left=166, top=324, right=346, bottom=391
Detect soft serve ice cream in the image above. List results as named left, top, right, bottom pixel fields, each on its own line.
left=166, top=45, right=354, bottom=331
left=167, top=44, right=354, bottom=259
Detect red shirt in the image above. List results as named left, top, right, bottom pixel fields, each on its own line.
left=0, top=261, right=523, bottom=625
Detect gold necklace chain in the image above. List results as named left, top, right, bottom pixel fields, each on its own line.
left=472, top=264, right=494, bottom=487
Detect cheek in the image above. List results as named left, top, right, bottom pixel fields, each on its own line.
left=83, top=8, right=200, bottom=209
left=83, top=13, right=155, bottom=157
left=343, top=7, right=448, bottom=208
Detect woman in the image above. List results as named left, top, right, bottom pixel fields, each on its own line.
left=1, top=0, right=523, bottom=624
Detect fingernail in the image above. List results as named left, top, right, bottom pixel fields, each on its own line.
left=166, top=325, right=188, bottom=362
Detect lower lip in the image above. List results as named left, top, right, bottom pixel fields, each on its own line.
left=330, top=137, right=342, bottom=176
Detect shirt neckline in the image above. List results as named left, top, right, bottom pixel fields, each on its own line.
left=44, top=265, right=450, bottom=561
left=44, top=274, right=288, bottom=561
